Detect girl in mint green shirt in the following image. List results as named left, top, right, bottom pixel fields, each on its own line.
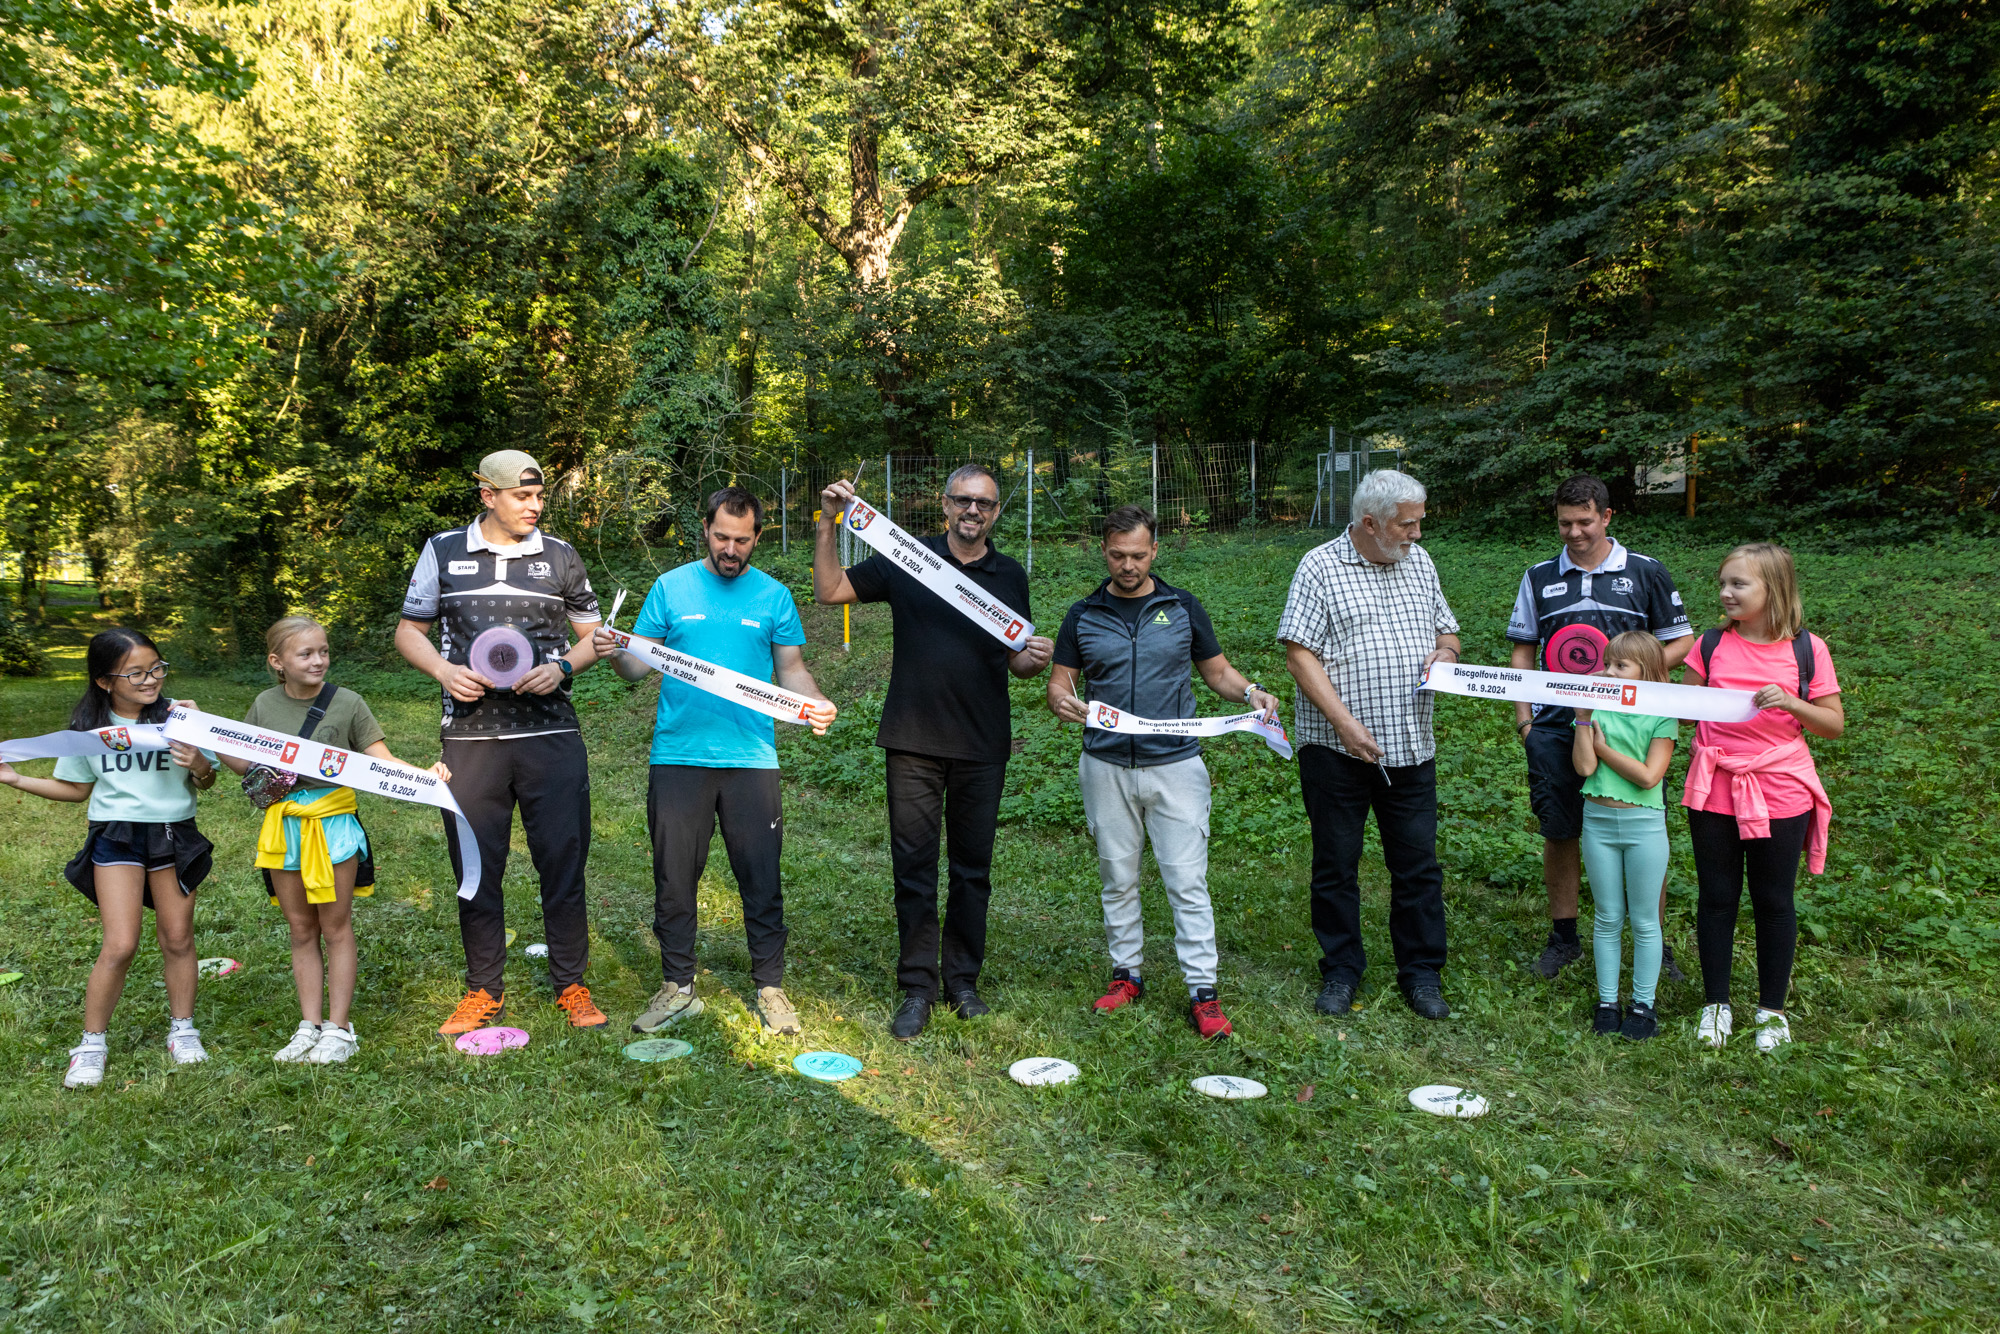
left=1571, top=632, right=1679, bottom=1041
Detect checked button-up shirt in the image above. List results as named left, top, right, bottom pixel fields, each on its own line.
left=1275, top=529, right=1460, bottom=767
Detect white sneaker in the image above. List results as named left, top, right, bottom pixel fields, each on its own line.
left=64, top=1043, right=107, bottom=1088
left=307, top=1023, right=359, bottom=1064
left=1697, top=1003, right=1732, bottom=1049
left=272, top=1021, right=321, bottom=1063
left=1754, top=1008, right=1791, bottom=1052
left=166, top=1025, right=208, bottom=1065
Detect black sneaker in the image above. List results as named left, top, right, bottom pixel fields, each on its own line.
left=1661, top=944, right=1687, bottom=984
left=1405, top=984, right=1450, bottom=1021
left=948, top=988, right=990, bottom=1019
left=1532, top=937, right=1583, bottom=979
left=1592, top=1002, right=1622, bottom=1035
left=1315, top=978, right=1356, bottom=1016
left=1621, top=1001, right=1658, bottom=1041
left=890, top=994, right=931, bottom=1040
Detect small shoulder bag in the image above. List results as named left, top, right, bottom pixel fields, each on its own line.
left=241, top=682, right=338, bottom=810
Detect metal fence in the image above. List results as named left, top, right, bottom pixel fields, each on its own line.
left=548, top=431, right=1403, bottom=573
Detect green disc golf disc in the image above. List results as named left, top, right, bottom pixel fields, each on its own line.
left=623, top=1038, right=694, bottom=1063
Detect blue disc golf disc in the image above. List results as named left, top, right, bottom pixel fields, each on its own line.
left=793, top=1051, right=863, bottom=1082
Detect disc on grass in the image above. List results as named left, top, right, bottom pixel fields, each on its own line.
left=505, top=928, right=518, bottom=948
left=455, top=1026, right=530, bottom=1055
left=1408, top=1085, right=1488, bottom=1118
left=196, top=958, right=241, bottom=979
left=0, top=972, right=22, bottom=987
left=1545, top=623, right=1610, bottom=676
left=524, top=943, right=549, bottom=959
left=624, top=1038, right=694, bottom=1063
left=469, top=626, right=535, bottom=689
left=1008, top=1057, right=1079, bottom=1087
left=793, top=1051, right=863, bottom=1082
left=1191, top=1075, right=1266, bottom=1100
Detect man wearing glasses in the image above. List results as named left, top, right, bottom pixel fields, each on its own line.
left=815, top=464, right=1054, bottom=1039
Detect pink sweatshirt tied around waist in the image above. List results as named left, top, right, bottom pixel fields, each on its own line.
left=1682, top=735, right=1832, bottom=875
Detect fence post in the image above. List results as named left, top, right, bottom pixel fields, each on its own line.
left=780, top=464, right=788, bottom=555
left=1025, top=447, right=1034, bottom=576
left=1249, top=436, right=1258, bottom=526
left=1150, top=438, right=1158, bottom=518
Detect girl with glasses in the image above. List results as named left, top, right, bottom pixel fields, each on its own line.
left=0, top=628, right=219, bottom=1088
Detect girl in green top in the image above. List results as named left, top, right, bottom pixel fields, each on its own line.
left=1571, top=631, right=1679, bottom=1041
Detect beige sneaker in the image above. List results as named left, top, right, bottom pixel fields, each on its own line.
left=631, top=983, right=703, bottom=1033
left=755, top=986, right=802, bottom=1036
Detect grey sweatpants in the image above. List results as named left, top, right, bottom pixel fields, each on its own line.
left=1078, top=752, right=1217, bottom=991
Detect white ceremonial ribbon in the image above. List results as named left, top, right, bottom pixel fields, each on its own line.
left=159, top=706, right=484, bottom=901
left=601, top=628, right=816, bottom=726
left=1419, top=661, right=1759, bottom=723
left=1083, top=700, right=1295, bottom=760
left=840, top=495, right=1035, bottom=649
left=1, top=723, right=170, bottom=763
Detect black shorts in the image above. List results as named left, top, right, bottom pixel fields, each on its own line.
left=1523, top=724, right=1586, bottom=842
left=91, top=831, right=174, bottom=872
left=64, top=820, right=213, bottom=907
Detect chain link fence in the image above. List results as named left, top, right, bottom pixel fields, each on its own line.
left=546, top=433, right=1404, bottom=574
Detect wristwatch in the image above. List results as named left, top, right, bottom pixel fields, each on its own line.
left=1243, top=682, right=1261, bottom=706
left=556, top=657, right=574, bottom=678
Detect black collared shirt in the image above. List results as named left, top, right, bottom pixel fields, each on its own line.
left=847, top=534, right=1032, bottom=763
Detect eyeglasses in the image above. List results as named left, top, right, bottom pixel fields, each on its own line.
left=944, top=494, right=999, bottom=514
left=109, top=662, right=170, bottom=683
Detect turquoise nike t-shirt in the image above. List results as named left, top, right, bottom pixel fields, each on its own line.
left=631, top=561, right=806, bottom=769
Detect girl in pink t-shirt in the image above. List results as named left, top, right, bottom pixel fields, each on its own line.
left=1682, top=543, right=1845, bottom=1053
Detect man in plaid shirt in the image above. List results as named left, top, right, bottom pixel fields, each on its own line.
left=1278, top=470, right=1462, bottom=1020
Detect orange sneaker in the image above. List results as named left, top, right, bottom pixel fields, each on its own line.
left=439, top=988, right=505, bottom=1036
left=556, top=984, right=608, bottom=1028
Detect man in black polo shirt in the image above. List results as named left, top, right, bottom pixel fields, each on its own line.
left=397, top=450, right=610, bottom=1035
left=814, top=463, right=1054, bottom=1040
left=1505, top=474, right=1693, bottom=978
left=1046, top=505, right=1279, bottom=1040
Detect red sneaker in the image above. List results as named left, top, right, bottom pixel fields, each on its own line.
left=1188, top=989, right=1233, bottom=1039
left=1093, top=971, right=1144, bottom=1013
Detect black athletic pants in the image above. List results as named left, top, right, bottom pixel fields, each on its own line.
left=1689, top=807, right=1809, bottom=1011
left=885, top=750, right=1007, bottom=1001
left=442, top=732, right=591, bottom=996
left=1298, top=745, right=1448, bottom=993
left=648, top=764, right=785, bottom=989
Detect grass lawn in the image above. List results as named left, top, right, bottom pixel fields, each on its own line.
left=0, top=525, right=1995, bottom=1331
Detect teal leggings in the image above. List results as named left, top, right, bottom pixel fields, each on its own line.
left=1581, top=801, right=1669, bottom=1006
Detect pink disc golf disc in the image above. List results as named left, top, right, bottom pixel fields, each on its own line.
left=454, top=1026, right=530, bottom=1055
left=469, top=626, right=535, bottom=689
left=1545, top=623, right=1610, bottom=675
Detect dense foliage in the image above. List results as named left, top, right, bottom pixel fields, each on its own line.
left=1, top=0, right=1996, bottom=655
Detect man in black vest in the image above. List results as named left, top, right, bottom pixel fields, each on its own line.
left=397, top=450, right=609, bottom=1035
left=1046, top=505, right=1279, bottom=1039
left=1505, top=474, right=1693, bottom=978
left=814, top=464, right=1054, bottom=1040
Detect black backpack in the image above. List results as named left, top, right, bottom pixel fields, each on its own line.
left=1698, top=627, right=1814, bottom=697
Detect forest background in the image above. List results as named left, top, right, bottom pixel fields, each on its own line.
left=2, top=0, right=1997, bottom=665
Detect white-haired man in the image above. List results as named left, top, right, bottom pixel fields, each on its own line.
left=1278, top=469, right=1462, bottom=1020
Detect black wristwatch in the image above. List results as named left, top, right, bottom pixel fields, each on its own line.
left=556, top=657, right=574, bottom=678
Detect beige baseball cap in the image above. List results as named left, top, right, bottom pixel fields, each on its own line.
left=474, top=449, right=545, bottom=490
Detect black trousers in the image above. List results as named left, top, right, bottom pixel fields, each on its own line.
left=648, top=764, right=785, bottom=989
left=442, top=732, right=591, bottom=995
left=1689, top=807, right=1809, bottom=1010
left=885, top=749, right=1007, bottom=1000
left=1298, top=744, right=1448, bottom=992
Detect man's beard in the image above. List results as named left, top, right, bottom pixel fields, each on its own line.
left=713, top=552, right=746, bottom=576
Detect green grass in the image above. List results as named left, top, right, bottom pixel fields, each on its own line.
left=0, top=529, right=1995, bottom=1331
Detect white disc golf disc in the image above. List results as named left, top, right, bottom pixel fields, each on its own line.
left=196, top=957, right=241, bottom=979
left=524, top=943, right=549, bottom=959
left=1408, top=1085, right=1488, bottom=1118
left=1008, top=1057, right=1079, bottom=1087
left=1191, top=1075, right=1266, bottom=1100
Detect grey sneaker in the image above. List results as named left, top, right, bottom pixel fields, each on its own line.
left=632, top=983, right=704, bottom=1033
left=754, top=986, right=802, bottom=1036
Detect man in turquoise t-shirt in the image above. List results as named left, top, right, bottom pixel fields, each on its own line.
left=595, top=486, right=836, bottom=1038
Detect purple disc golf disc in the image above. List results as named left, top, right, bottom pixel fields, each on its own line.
left=469, top=626, right=535, bottom=689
